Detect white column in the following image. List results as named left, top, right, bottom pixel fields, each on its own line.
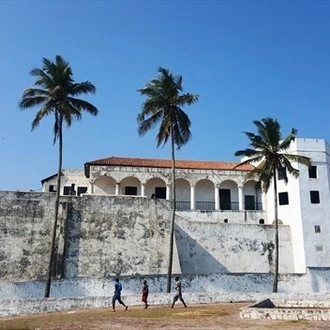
left=238, top=185, right=244, bottom=211
left=115, top=183, right=120, bottom=195
left=190, top=184, right=195, bottom=210
left=166, top=184, right=171, bottom=200
left=141, top=183, right=145, bottom=197
left=215, top=185, right=220, bottom=210
left=89, top=181, right=94, bottom=194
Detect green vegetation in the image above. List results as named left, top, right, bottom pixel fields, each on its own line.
left=137, top=67, right=198, bottom=292
left=19, top=55, right=98, bottom=297
left=235, top=117, right=311, bottom=292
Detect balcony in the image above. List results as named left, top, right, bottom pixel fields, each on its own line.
left=173, top=201, right=262, bottom=212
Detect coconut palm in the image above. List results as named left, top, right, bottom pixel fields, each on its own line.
left=19, top=55, right=98, bottom=297
left=234, top=117, right=310, bottom=292
left=137, top=67, right=198, bottom=293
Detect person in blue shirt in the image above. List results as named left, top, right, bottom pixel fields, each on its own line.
left=112, top=278, right=128, bottom=311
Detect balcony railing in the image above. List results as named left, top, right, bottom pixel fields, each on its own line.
left=173, top=200, right=263, bottom=211
left=244, top=202, right=263, bottom=211
left=195, top=201, right=215, bottom=211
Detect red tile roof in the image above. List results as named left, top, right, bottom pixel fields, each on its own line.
left=85, top=156, right=253, bottom=171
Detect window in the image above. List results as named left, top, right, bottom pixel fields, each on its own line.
left=77, top=187, right=88, bottom=196
left=63, top=186, right=71, bottom=195
left=125, top=186, right=137, bottom=195
left=259, top=219, right=265, bottom=224
left=220, top=189, right=231, bottom=210
left=155, top=187, right=166, bottom=199
left=49, top=185, right=57, bottom=192
left=278, top=192, right=289, bottom=205
left=244, top=195, right=255, bottom=210
left=278, top=168, right=287, bottom=180
left=315, top=245, right=324, bottom=253
left=310, top=191, right=320, bottom=204
left=308, top=166, right=317, bottom=178
left=314, top=225, right=321, bottom=233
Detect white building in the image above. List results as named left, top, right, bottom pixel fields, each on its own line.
left=41, top=138, right=330, bottom=273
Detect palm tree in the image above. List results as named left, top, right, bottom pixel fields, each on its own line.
left=19, top=55, right=98, bottom=297
left=137, top=67, right=198, bottom=293
left=234, top=117, right=310, bottom=292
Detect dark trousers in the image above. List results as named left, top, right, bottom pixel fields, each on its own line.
left=112, top=295, right=125, bottom=309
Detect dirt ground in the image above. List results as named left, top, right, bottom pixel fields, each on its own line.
left=1, top=303, right=330, bottom=330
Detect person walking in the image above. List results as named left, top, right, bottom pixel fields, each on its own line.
left=112, top=278, right=128, bottom=312
left=171, top=276, right=187, bottom=308
left=141, top=279, right=149, bottom=309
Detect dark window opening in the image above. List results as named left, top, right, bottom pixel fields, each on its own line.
left=308, top=166, right=317, bottom=178
left=77, top=187, right=88, bottom=196
left=278, top=167, right=287, bottom=180
left=310, top=190, right=320, bottom=204
left=245, top=195, right=255, bottom=210
left=49, top=185, right=56, bottom=192
left=155, top=187, right=166, bottom=199
left=63, top=186, right=71, bottom=195
left=279, top=192, right=289, bottom=205
left=220, top=189, right=231, bottom=210
left=315, top=225, right=321, bottom=233
left=224, top=218, right=228, bottom=223
left=259, top=219, right=265, bottom=224
left=125, top=186, right=137, bottom=195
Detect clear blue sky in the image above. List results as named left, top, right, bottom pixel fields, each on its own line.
left=1, top=0, right=330, bottom=191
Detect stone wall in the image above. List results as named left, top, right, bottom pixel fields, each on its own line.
left=62, top=195, right=181, bottom=277
left=0, top=191, right=294, bottom=281
left=0, top=191, right=55, bottom=281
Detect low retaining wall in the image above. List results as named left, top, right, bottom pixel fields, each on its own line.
left=240, top=298, right=330, bottom=321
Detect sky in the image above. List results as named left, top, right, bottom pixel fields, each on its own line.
left=1, top=0, right=330, bottom=191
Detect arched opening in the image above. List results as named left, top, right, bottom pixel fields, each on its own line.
left=93, top=176, right=116, bottom=195
left=176, top=178, right=190, bottom=211
left=195, top=179, right=215, bottom=211
left=243, top=180, right=262, bottom=210
left=145, top=178, right=167, bottom=199
left=120, top=177, right=141, bottom=196
left=219, top=180, right=238, bottom=210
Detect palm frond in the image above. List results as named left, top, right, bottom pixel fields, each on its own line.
left=67, top=97, right=98, bottom=115
left=70, top=81, right=96, bottom=96
left=19, top=96, right=50, bottom=109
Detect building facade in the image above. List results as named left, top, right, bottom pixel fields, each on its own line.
left=40, top=138, right=330, bottom=273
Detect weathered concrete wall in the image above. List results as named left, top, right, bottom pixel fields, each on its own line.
left=63, top=195, right=181, bottom=277
left=0, top=269, right=328, bottom=301
left=0, top=191, right=55, bottom=281
left=175, top=216, right=294, bottom=274
left=0, top=191, right=294, bottom=281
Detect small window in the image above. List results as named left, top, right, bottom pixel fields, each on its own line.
left=77, top=187, right=88, bottom=196
left=278, top=168, right=287, bottom=180
left=63, top=186, right=71, bottom=195
left=259, top=219, right=265, bottom=224
left=310, top=191, right=320, bottom=204
left=49, top=185, right=57, bottom=192
left=308, top=166, right=317, bottom=178
left=155, top=187, right=166, bottom=199
left=224, top=219, right=228, bottom=223
left=315, top=245, right=324, bottom=252
left=278, top=192, right=289, bottom=205
left=125, top=186, right=137, bottom=195
left=314, top=225, right=321, bottom=233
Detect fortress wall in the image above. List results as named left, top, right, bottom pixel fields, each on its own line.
left=175, top=216, right=294, bottom=274
left=62, top=195, right=181, bottom=277
left=0, top=191, right=293, bottom=281
left=0, top=191, right=55, bottom=281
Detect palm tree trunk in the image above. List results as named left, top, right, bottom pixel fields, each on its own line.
left=273, top=169, right=279, bottom=293
left=166, top=129, right=176, bottom=293
left=45, top=114, right=63, bottom=298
